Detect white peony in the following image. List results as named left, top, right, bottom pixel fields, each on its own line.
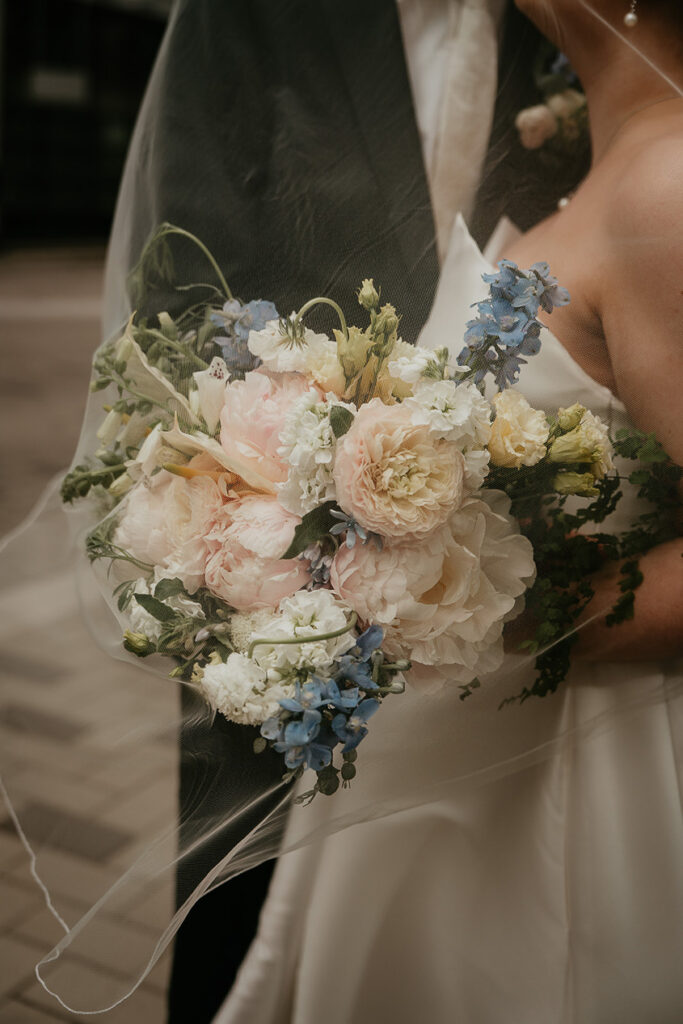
left=250, top=590, right=357, bottom=679
left=198, top=653, right=295, bottom=726
left=489, top=389, right=550, bottom=468
left=277, top=392, right=355, bottom=516
left=114, top=467, right=227, bottom=592
left=331, top=490, right=535, bottom=688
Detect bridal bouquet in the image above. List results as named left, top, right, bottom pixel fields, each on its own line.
left=62, top=227, right=678, bottom=798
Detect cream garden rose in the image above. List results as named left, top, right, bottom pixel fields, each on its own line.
left=488, top=389, right=549, bottom=469
left=333, top=398, right=466, bottom=539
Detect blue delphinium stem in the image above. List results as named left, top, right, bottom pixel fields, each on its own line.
left=458, top=260, right=569, bottom=391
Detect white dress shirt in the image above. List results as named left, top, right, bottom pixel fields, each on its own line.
left=396, top=0, right=505, bottom=261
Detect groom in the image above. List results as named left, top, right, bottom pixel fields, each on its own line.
left=107, top=0, right=511, bottom=1019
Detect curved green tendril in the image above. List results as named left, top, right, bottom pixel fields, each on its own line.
left=292, top=297, right=349, bottom=340
left=248, top=612, right=358, bottom=659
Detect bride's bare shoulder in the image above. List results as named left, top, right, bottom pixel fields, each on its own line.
left=602, top=132, right=683, bottom=241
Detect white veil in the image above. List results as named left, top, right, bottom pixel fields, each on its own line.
left=1, top=0, right=681, bottom=1014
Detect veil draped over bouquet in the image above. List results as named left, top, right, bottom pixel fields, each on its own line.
left=0, top=0, right=681, bottom=1013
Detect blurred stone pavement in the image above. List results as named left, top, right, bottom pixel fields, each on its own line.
left=0, top=249, right=175, bottom=1023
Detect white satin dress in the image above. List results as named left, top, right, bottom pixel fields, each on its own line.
left=213, top=218, right=683, bottom=1024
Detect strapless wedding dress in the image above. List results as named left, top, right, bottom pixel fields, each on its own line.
left=213, top=218, right=683, bottom=1024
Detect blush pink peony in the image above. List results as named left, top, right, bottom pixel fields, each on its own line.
left=220, top=369, right=314, bottom=486
left=114, top=459, right=230, bottom=593
left=333, top=398, right=465, bottom=539
left=204, top=494, right=310, bottom=610
left=330, top=490, right=535, bottom=687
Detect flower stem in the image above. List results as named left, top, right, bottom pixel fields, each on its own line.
left=154, top=225, right=233, bottom=300
left=248, top=612, right=358, bottom=659
left=292, top=297, right=349, bottom=340
left=146, top=329, right=209, bottom=370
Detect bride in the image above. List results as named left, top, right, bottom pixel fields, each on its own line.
left=211, top=2, right=683, bottom=1022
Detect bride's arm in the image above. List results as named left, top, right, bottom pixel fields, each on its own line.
left=574, top=143, right=683, bottom=662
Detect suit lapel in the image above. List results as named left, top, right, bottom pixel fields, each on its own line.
left=319, top=0, right=439, bottom=325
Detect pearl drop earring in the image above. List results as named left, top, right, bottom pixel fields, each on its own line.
left=624, top=0, right=638, bottom=27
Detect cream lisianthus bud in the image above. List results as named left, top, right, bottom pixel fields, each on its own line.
left=358, top=278, right=380, bottom=311
left=488, top=390, right=549, bottom=468
left=123, top=631, right=156, bottom=657
left=548, top=410, right=613, bottom=477
left=557, top=403, right=585, bottom=433
left=553, top=471, right=599, bottom=497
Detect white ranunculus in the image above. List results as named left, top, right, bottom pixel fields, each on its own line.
left=250, top=590, right=357, bottom=679
left=515, top=104, right=558, bottom=149
left=199, top=653, right=295, bottom=726
left=489, top=390, right=550, bottom=468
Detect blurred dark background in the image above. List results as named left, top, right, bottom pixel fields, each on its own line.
left=1, top=0, right=170, bottom=244
left=0, top=0, right=170, bottom=536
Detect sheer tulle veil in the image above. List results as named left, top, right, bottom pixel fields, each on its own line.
left=0, top=0, right=681, bottom=1013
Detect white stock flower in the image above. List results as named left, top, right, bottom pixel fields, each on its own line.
left=199, top=653, right=295, bottom=726
left=489, top=389, right=550, bottom=468
left=387, top=344, right=434, bottom=384
left=404, top=380, right=492, bottom=492
left=250, top=590, right=357, bottom=679
left=406, top=380, right=492, bottom=446
left=277, top=392, right=355, bottom=516
left=515, top=104, right=558, bottom=149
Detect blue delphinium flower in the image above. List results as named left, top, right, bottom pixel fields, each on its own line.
left=279, top=678, right=329, bottom=715
left=332, top=699, right=381, bottom=751
left=211, top=297, right=279, bottom=374
left=270, top=709, right=334, bottom=771
left=330, top=509, right=383, bottom=550
left=458, top=260, right=569, bottom=390
left=324, top=680, right=362, bottom=711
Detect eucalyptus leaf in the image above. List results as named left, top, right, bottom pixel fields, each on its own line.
left=134, top=593, right=177, bottom=623
left=282, top=501, right=340, bottom=559
left=154, top=577, right=186, bottom=601
left=329, top=405, right=354, bottom=438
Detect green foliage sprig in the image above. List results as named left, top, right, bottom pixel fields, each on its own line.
left=490, top=430, right=681, bottom=704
